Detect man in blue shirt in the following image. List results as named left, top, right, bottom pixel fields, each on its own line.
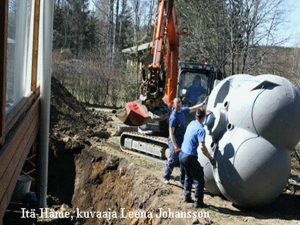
left=180, top=107, right=216, bottom=208
left=163, top=98, right=207, bottom=185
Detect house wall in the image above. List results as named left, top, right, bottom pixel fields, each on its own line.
left=0, top=0, right=50, bottom=223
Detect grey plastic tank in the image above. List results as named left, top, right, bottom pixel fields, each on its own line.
left=198, top=74, right=300, bottom=207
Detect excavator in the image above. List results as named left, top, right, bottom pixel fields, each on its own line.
left=117, top=0, right=217, bottom=160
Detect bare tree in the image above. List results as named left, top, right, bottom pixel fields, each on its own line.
left=147, top=0, right=155, bottom=35
left=178, top=0, right=287, bottom=76
left=225, top=0, right=286, bottom=74
left=178, top=0, right=229, bottom=75
left=132, top=0, right=140, bottom=46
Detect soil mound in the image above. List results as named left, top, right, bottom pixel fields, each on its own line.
left=48, top=77, right=111, bottom=205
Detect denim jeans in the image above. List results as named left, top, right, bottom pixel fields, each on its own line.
left=180, top=151, right=205, bottom=204
left=163, top=139, right=185, bottom=185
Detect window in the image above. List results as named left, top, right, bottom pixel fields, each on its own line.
left=178, top=71, right=209, bottom=105
left=0, top=1, right=8, bottom=144
left=37, top=0, right=43, bottom=87
left=1, top=0, right=40, bottom=144
left=6, top=0, right=35, bottom=113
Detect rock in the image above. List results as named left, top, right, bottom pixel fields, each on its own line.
left=92, top=130, right=111, bottom=139
left=60, top=203, right=70, bottom=212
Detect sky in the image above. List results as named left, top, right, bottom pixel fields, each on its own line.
left=278, top=0, right=300, bottom=47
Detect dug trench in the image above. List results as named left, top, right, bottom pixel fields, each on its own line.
left=43, top=77, right=300, bottom=225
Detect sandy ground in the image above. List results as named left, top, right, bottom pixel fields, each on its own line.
left=86, top=108, right=300, bottom=225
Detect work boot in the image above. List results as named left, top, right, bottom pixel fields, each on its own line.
left=184, top=197, right=194, bottom=203
left=194, top=202, right=208, bottom=208
left=180, top=180, right=184, bottom=187
left=164, top=179, right=170, bottom=184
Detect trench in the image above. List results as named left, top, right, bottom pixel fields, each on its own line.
left=48, top=141, right=76, bottom=206
left=46, top=142, right=138, bottom=225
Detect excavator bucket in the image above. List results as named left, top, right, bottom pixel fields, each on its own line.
left=117, top=100, right=151, bottom=126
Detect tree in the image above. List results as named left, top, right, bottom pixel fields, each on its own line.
left=66, top=0, right=90, bottom=57
left=83, top=11, right=98, bottom=51
left=177, top=0, right=287, bottom=76
left=118, top=0, right=134, bottom=49
left=178, top=0, right=229, bottom=75
left=224, top=0, right=286, bottom=74
left=53, top=0, right=98, bottom=56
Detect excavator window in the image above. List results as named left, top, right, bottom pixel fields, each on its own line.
left=178, top=71, right=209, bottom=106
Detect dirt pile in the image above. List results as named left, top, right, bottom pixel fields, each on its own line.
left=48, top=77, right=111, bottom=205
left=50, top=77, right=111, bottom=144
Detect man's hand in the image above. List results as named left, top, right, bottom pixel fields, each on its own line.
left=202, top=96, right=208, bottom=105
left=209, top=157, right=216, bottom=166
left=189, top=96, right=209, bottom=112
left=174, top=146, right=181, bottom=154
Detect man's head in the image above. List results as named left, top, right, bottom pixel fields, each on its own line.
left=173, top=98, right=182, bottom=112
left=196, top=107, right=206, bottom=123
left=192, top=75, right=202, bottom=87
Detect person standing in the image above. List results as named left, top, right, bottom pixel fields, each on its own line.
left=163, top=98, right=207, bottom=185
left=180, top=107, right=216, bottom=208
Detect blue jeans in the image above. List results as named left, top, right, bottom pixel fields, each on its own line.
left=179, top=152, right=205, bottom=204
left=163, top=139, right=185, bottom=185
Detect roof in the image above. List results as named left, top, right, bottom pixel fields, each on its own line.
left=122, top=42, right=152, bottom=54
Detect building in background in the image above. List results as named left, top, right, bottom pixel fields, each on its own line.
left=122, top=42, right=152, bottom=81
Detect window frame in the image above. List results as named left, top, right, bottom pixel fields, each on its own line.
left=0, top=0, right=40, bottom=145
left=0, top=0, right=8, bottom=145
left=31, top=0, right=40, bottom=92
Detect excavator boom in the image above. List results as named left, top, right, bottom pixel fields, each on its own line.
left=118, top=0, right=179, bottom=126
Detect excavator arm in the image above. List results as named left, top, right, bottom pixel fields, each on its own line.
left=164, top=0, right=179, bottom=105
left=119, top=0, right=180, bottom=126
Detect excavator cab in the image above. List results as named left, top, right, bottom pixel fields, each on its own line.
left=125, top=62, right=215, bottom=134
left=177, top=62, right=215, bottom=107
left=118, top=62, right=216, bottom=128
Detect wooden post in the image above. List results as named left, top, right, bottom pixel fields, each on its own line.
left=31, top=0, right=41, bottom=92
left=0, top=0, right=8, bottom=144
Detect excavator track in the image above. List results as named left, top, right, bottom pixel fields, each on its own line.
left=120, top=132, right=169, bottom=160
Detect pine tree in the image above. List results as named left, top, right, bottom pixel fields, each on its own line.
left=84, top=11, right=98, bottom=52
left=53, top=0, right=98, bottom=56
left=118, top=0, right=134, bottom=49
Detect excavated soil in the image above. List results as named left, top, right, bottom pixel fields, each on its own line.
left=48, top=77, right=111, bottom=205
left=46, top=77, right=300, bottom=225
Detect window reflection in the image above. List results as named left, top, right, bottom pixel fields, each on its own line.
left=6, top=0, right=34, bottom=113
